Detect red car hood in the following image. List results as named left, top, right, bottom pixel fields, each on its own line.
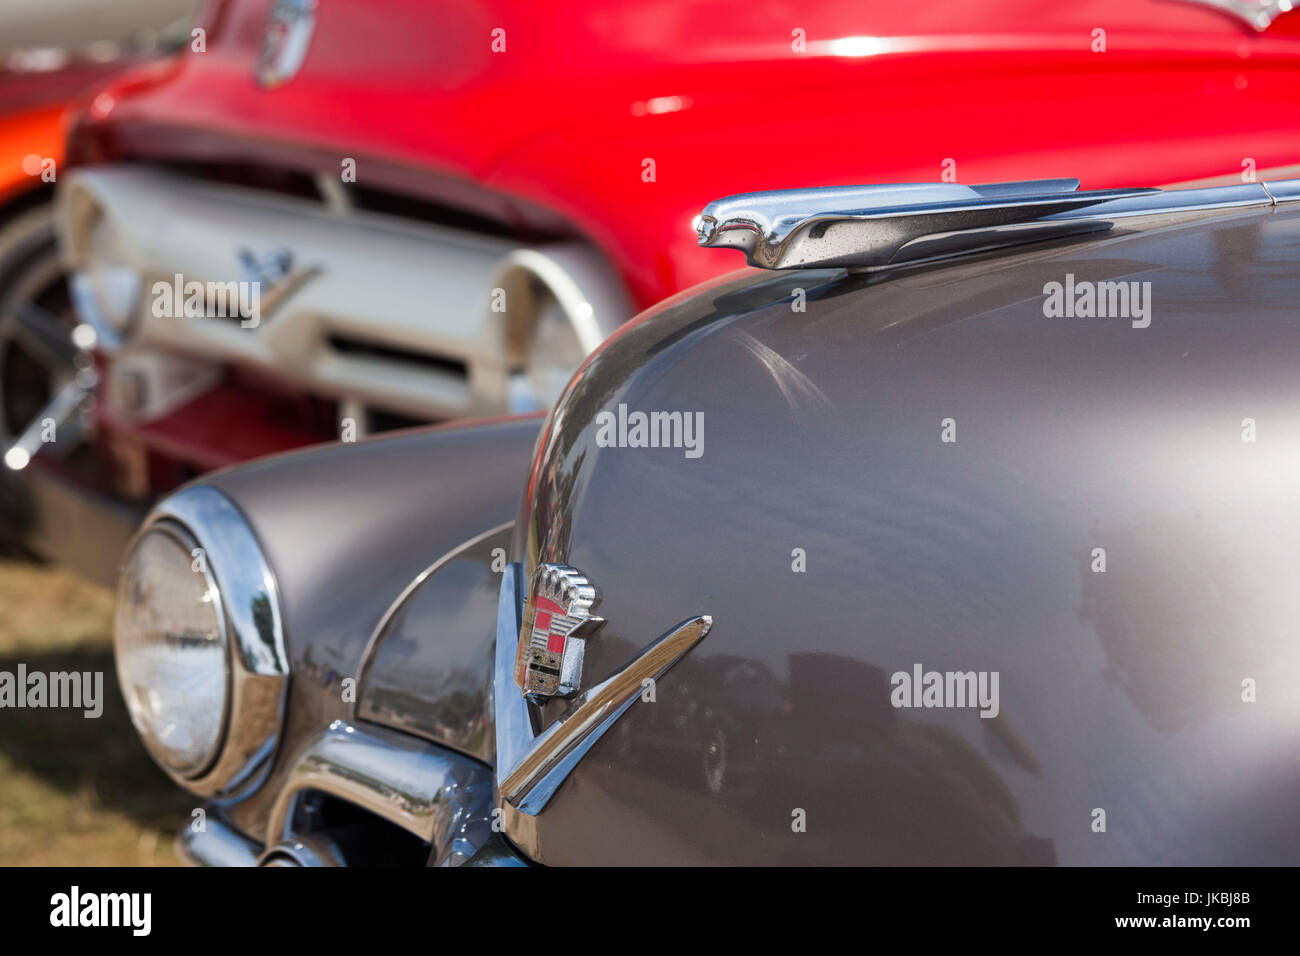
left=74, top=0, right=1300, bottom=305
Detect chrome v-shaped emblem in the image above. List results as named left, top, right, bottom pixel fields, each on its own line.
left=494, top=563, right=712, bottom=816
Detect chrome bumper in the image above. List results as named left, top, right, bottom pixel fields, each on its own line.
left=176, top=817, right=261, bottom=867
left=178, top=720, right=531, bottom=867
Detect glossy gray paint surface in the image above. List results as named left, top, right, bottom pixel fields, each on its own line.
left=356, top=524, right=512, bottom=762
left=512, top=208, right=1300, bottom=864
left=199, top=416, right=540, bottom=837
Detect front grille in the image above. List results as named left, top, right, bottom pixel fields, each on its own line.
left=158, top=158, right=322, bottom=202
left=158, top=158, right=545, bottom=240
left=348, top=184, right=528, bottom=240
left=326, top=334, right=468, bottom=381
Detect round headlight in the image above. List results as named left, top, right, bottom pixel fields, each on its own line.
left=114, top=485, right=288, bottom=799
left=115, top=523, right=229, bottom=777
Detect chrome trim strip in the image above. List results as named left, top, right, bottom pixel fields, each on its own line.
left=266, top=720, right=493, bottom=866
left=128, top=485, right=289, bottom=799
left=494, top=562, right=713, bottom=815
left=176, top=815, right=261, bottom=867
left=502, top=616, right=713, bottom=813
left=494, top=562, right=534, bottom=777
left=1261, top=179, right=1300, bottom=204
left=696, top=177, right=1300, bottom=271
left=1041, top=183, right=1273, bottom=222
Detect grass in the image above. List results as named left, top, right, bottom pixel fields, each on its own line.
left=0, top=559, right=193, bottom=865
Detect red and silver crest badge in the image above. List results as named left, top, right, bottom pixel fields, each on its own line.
left=257, top=0, right=317, bottom=88
left=516, top=564, right=605, bottom=699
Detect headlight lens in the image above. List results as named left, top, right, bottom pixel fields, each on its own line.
left=114, top=524, right=229, bottom=777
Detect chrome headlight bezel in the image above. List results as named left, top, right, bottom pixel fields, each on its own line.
left=115, top=485, right=289, bottom=799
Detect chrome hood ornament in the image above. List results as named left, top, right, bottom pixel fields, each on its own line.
left=258, top=0, right=317, bottom=88
left=1171, top=1, right=1296, bottom=32
left=695, top=177, right=1300, bottom=272
left=516, top=564, right=605, bottom=698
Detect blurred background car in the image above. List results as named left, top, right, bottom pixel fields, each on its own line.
left=0, top=0, right=198, bottom=577
left=9, top=0, right=1300, bottom=585
left=0, top=0, right=202, bottom=868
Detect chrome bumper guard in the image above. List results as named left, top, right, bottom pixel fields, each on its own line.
left=179, top=720, right=530, bottom=866
left=176, top=816, right=261, bottom=867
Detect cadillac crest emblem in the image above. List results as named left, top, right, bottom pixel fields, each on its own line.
left=516, top=564, right=605, bottom=699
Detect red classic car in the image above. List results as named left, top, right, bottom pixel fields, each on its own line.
left=6, top=0, right=1300, bottom=582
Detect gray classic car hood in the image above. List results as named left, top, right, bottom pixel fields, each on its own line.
left=507, top=206, right=1300, bottom=864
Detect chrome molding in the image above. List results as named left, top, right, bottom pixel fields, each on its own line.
left=266, top=720, right=494, bottom=867
left=695, top=177, right=1300, bottom=271
left=494, top=563, right=534, bottom=786
left=131, top=485, right=289, bottom=799
left=494, top=563, right=712, bottom=816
